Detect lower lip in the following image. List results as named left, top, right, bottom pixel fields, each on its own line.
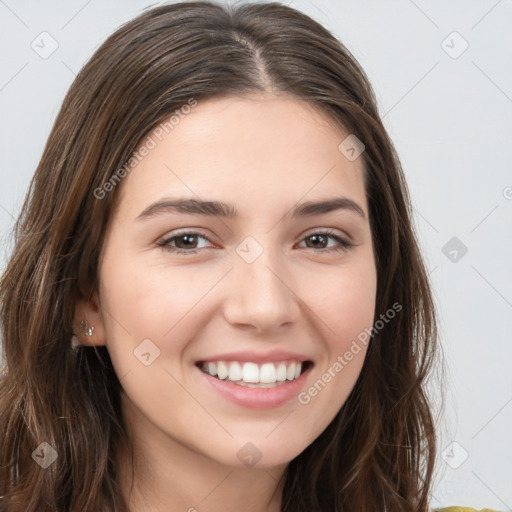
left=197, top=364, right=313, bottom=409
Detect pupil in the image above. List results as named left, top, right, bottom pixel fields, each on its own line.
left=178, top=235, right=196, bottom=248
left=309, top=234, right=326, bottom=248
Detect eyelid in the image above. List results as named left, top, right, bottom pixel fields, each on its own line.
left=300, top=226, right=352, bottom=242
left=156, top=228, right=216, bottom=248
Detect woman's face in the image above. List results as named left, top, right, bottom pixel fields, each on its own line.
left=89, top=93, right=377, bottom=468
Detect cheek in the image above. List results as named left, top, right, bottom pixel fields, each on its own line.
left=332, top=279, right=376, bottom=350
left=97, top=247, right=226, bottom=378
left=294, top=258, right=376, bottom=432
left=97, top=252, right=207, bottom=424
left=306, top=257, right=377, bottom=348
left=99, top=249, right=198, bottom=338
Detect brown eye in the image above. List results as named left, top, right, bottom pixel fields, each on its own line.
left=298, top=230, right=353, bottom=252
left=157, top=231, right=214, bottom=254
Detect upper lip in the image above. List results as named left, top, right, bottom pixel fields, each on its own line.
left=196, top=349, right=312, bottom=365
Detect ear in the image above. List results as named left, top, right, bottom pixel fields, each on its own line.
left=73, top=290, right=107, bottom=347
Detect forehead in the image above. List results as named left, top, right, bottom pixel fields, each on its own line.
left=112, top=93, right=367, bottom=219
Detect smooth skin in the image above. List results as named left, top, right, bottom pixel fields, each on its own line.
left=75, top=93, right=377, bottom=512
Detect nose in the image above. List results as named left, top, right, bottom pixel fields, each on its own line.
left=222, top=245, right=300, bottom=334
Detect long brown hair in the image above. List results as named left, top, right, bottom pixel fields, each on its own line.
left=0, top=2, right=441, bottom=510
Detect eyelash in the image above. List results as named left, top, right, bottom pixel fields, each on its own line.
left=156, top=229, right=354, bottom=255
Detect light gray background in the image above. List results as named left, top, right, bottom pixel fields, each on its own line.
left=1, top=0, right=511, bottom=509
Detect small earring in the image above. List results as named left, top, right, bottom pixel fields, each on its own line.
left=79, top=319, right=95, bottom=337
left=71, top=335, right=81, bottom=349
left=71, top=319, right=95, bottom=349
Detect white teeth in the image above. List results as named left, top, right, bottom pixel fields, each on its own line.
left=207, top=362, right=217, bottom=377
left=228, top=361, right=243, bottom=381
left=242, top=362, right=259, bottom=383
left=286, top=362, right=296, bottom=381
left=276, top=362, right=287, bottom=382
left=217, top=361, right=229, bottom=380
left=259, top=363, right=277, bottom=383
left=199, top=360, right=305, bottom=385
left=234, top=381, right=282, bottom=388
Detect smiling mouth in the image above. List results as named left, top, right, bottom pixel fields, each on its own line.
left=196, top=360, right=313, bottom=388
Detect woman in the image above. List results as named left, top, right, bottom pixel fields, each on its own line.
left=0, top=1, right=478, bottom=511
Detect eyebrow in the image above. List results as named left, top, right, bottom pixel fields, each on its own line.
left=136, top=196, right=366, bottom=221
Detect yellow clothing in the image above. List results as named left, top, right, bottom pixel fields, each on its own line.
left=436, top=508, right=501, bottom=512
